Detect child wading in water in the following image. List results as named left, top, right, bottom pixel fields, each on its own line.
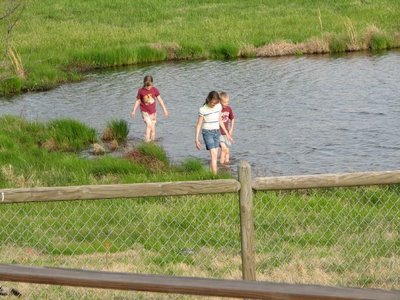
left=219, top=92, right=235, bottom=165
left=195, top=91, right=232, bottom=174
left=131, top=75, right=169, bottom=142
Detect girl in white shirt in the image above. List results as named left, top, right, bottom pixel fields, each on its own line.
left=195, top=91, right=232, bottom=174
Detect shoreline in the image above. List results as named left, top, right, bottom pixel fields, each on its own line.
left=1, top=29, right=399, bottom=98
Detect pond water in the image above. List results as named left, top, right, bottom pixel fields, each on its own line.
left=1, top=50, right=400, bottom=176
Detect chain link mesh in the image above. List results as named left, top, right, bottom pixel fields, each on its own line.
left=1, top=184, right=399, bottom=298
left=254, top=185, right=400, bottom=290
left=0, top=194, right=241, bottom=299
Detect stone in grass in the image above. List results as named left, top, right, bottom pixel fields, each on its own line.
left=0, top=285, right=22, bottom=297
left=92, top=143, right=105, bottom=155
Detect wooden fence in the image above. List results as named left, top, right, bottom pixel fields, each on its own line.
left=1, top=161, right=400, bottom=298
left=0, top=264, right=399, bottom=300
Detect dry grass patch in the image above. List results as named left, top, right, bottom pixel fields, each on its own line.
left=239, top=44, right=256, bottom=57
left=151, top=42, right=181, bottom=60
left=298, top=37, right=330, bottom=54
left=101, top=127, right=113, bottom=142
left=256, top=41, right=298, bottom=57
left=0, top=164, right=41, bottom=187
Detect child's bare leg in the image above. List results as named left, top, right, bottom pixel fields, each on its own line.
left=150, top=123, right=156, bottom=141
left=220, top=143, right=228, bottom=164
left=225, top=148, right=230, bottom=163
left=209, top=148, right=218, bottom=174
left=145, top=122, right=152, bottom=142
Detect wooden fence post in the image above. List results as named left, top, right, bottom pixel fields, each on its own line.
left=238, top=161, right=256, bottom=281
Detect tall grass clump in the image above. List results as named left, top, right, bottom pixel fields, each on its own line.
left=0, top=77, right=23, bottom=96
left=176, top=45, right=206, bottom=60
left=136, top=142, right=169, bottom=165
left=44, top=119, right=97, bottom=152
left=211, top=44, right=239, bottom=59
left=369, top=33, right=392, bottom=51
left=102, top=119, right=129, bottom=144
left=179, top=158, right=205, bottom=173
left=364, top=26, right=393, bottom=51
left=329, top=34, right=347, bottom=53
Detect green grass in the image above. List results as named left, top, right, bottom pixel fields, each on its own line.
left=0, top=115, right=222, bottom=188
left=136, top=142, right=169, bottom=165
left=1, top=0, right=400, bottom=95
left=104, top=119, right=129, bottom=144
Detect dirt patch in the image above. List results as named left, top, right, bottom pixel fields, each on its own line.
left=124, top=149, right=166, bottom=171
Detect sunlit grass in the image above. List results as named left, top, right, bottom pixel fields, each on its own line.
left=0, top=115, right=221, bottom=188
left=1, top=0, right=400, bottom=95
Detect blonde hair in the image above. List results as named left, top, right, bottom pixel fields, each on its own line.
left=219, top=91, right=229, bottom=100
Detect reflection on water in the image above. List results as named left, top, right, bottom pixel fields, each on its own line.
left=1, top=51, right=400, bottom=176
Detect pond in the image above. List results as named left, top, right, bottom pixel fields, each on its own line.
left=1, top=50, right=400, bottom=176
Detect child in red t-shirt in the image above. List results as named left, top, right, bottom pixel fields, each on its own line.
left=131, top=75, right=169, bottom=142
left=219, top=92, right=235, bottom=165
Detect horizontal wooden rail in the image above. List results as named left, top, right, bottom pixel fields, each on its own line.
left=0, top=179, right=240, bottom=204
left=0, top=265, right=399, bottom=300
left=253, top=170, right=400, bottom=191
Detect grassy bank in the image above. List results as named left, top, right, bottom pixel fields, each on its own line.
left=1, top=0, right=400, bottom=96
left=0, top=115, right=225, bottom=188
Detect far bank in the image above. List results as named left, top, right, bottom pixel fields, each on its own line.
left=1, top=0, right=400, bottom=96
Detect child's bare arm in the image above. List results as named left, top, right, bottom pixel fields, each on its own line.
left=219, top=113, right=233, bottom=142
left=156, top=96, right=169, bottom=117
left=195, top=116, right=203, bottom=150
left=229, top=118, right=235, bottom=136
left=131, top=99, right=141, bottom=118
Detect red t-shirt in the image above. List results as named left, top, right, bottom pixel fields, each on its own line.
left=136, top=86, right=160, bottom=114
left=220, top=105, right=234, bottom=135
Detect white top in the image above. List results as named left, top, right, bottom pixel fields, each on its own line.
left=199, top=103, right=222, bottom=130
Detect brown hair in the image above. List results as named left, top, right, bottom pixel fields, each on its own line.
left=204, top=91, right=221, bottom=106
left=143, top=75, right=154, bottom=87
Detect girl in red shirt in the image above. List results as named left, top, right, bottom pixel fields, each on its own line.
left=131, top=75, right=169, bottom=142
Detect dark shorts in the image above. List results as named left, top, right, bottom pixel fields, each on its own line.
left=202, top=129, right=221, bottom=150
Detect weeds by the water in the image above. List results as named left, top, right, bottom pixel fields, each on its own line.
left=136, top=142, right=169, bottom=166
left=102, top=119, right=129, bottom=144
left=44, top=118, right=97, bottom=152
left=0, top=116, right=218, bottom=188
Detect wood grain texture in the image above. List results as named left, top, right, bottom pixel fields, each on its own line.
left=238, top=161, right=256, bottom=281
left=0, top=264, right=399, bottom=299
left=0, top=179, right=240, bottom=203
left=253, top=170, right=400, bottom=191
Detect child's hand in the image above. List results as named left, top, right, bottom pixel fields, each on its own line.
left=130, top=111, right=135, bottom=118
left=164, top=110, right=169, bottom=118
left=195, top=140, right=201, bottom=150
left=226, top=133, right=234, bottom=143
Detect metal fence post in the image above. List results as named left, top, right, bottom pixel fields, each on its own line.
left=238, top=161, right=256, bottom=281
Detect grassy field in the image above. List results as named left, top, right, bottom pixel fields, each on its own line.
left=1, top=0, right=400, bottom=95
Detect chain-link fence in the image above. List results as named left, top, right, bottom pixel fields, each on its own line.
left=0, top=193, right=241, bottom=299
left=1, top=177, right=399, bottom=298
left=254, top=185, right=400, bottom=290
